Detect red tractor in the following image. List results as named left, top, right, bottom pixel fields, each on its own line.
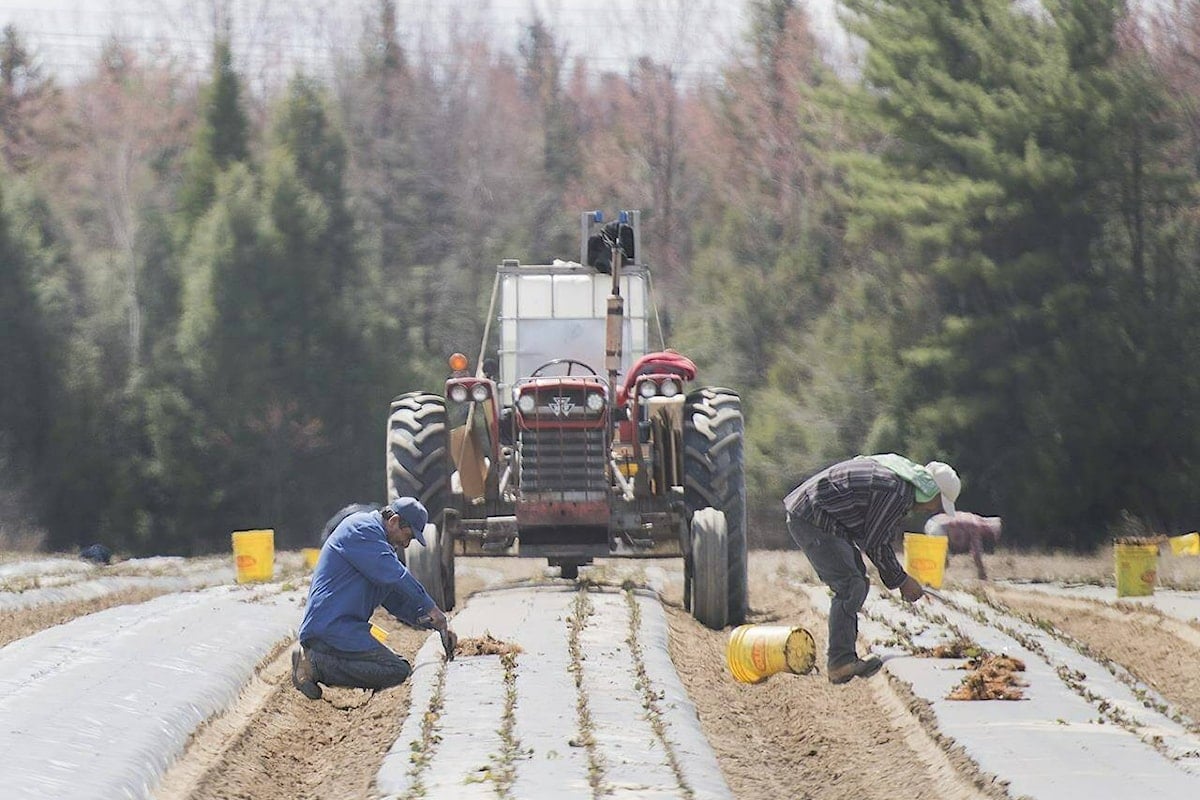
left=387, top=211, right=746, bottom=629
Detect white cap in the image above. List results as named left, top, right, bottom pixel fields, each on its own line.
left=925, top=461, right=960, bottom=515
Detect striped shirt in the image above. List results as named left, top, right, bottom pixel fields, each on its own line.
left=783, top=458, right=915, bottom=589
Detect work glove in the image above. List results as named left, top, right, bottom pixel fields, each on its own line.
left=899, top=574, right=925, bottom=603
left=440, top=627, right=458, bottom=661
left=418, top=606, right=456, bottom=660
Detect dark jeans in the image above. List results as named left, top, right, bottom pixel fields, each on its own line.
left=787, top=513, right=870, bottom=669
left=303, top=638, right=413, bottom=691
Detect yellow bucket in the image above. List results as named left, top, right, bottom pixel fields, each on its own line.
left=302, top=547, right=321, bottom=569
left=1114, top=542, right=1158, bottom=597
left=904, top=533, right=949, bottom=588
left=231, top=529, right=274, bottom=583
left=1169, top=532, right=1200, bottom=556
left=726, top=624, right=816, bottom=684
left=370, top=624, right=389, bottom=644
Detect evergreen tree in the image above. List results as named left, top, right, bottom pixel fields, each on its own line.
left=166, top=78, right=395, bottom=550
left=178, top=37, right=250, bottom=227
left=0, top=179, right=55, bottom=517
left=265, top=77, right=386, bottom=530
left=0, top=177, right=131, bottom=551
left=140, top=35, right=255, bottom=553
left=840, top=0, right=1194, bottom=545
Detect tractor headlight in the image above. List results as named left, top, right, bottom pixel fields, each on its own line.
left=586, top=392, right=605, bottom=412
left=660, top=378, right=680, bottom=397
left=517, top=393, right=536, bottom=414
left=471, top=383, right=490, bottom=402
left=638, top=380, right=658, bottom=399
left=449, top=384, right=469, bottom=403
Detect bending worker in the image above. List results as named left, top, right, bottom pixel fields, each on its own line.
left=784, top=454, right=960, bottom=685
left=925, top=511, right=1002, bottom=580
left=291, top=497, right=457, bottom=700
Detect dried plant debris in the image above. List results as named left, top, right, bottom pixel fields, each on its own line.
left=948, top=655, right=1027, bottom=701
left=456, top=632, right=523, bottom=657
left=914, top=637, right=986, bottom=659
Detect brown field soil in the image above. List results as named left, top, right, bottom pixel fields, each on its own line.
left=4, top=547, right=1200, bottom=799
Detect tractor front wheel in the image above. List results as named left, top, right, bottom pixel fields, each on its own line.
left=691, top=507, right=729, bottom=630
left=683, top=388, right=748, bottom=624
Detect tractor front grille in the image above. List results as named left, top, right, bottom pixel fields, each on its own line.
left=519, top=428, right=607, bottom=495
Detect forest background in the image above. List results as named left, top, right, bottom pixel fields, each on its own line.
left=2, top=0, right=1199, bottom=555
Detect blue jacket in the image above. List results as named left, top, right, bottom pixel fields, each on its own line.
left=298, top=509, right=436, bottom=652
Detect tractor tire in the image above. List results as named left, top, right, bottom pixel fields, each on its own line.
left=387, top=392, right=450, bottom=572
left=691, top=507, right=729, bottom=630
left=408, top=522, right=450, bottom=610
left=387, top=392, right=451, bottom=521
left=683, top=387, right=748, bottom=625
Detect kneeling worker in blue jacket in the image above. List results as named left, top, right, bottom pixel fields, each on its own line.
left=291, top=497, right=458, bottom=700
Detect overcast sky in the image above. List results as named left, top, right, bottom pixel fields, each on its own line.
left=0, top=0, right=808, bottom=89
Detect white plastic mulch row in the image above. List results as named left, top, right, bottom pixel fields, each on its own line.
left=0, top=556, right=95, bottom=582
left=0, top=584, right=303, bottom=800
left=375, top=585, right=732, bottom=800
left=0, top=570, right=237, bottom=613
left=802, top=584, right=1200, bottom=799
left=998, top=580, right=1200, bottom=624
left=0, top=555, right=236, bottom=611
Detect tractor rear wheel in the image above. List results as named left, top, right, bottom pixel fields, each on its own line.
left=683, top=388, right=747, bottom=624
left=387, top=392, right=452, bottom=602
left=691, top=507, right=729, bottom=630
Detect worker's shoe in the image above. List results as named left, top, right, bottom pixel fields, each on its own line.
left=291, top=645, right=322, bottom=700
left=828, top=655, right=884, bottom=685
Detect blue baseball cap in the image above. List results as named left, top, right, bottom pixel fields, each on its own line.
left=389, top=497, right=429, bottom=546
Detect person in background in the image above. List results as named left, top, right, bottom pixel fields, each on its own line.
left=925, top=511, right=1002, bottom=580
left=784, top=454, right=961, bottom=685
left=291, top=497, right=457, bottom=700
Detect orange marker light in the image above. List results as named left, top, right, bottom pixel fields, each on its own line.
left=449, top=353, right=469, bottom=372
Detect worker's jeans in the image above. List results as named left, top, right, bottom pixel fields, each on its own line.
left=786, top=513, right=869, bottom=669
left=303, top=639, right=413, bottom=691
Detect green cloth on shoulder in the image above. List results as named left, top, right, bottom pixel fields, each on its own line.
left=861, top=453, right=939, bottom=503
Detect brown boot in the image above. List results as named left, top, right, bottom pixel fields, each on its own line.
left=828, top=656, right=884, bottom=685
left=291, top=645, right=323, bottom=699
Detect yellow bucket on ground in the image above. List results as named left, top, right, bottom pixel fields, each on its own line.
left=726, top=624, right=816, bottom=684
left=1169, top=532, right=1200, bottom=556
left=232, top=529, right=274, bottom=583
left=904, top=533, right=948, bottom=588
left=370, top=624, right=389, bottom=644
left=302, top=547, right=321, bottom=569
left=1114, top=542, right=1158, bottom=597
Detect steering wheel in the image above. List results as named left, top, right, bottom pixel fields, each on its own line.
left=530, top=358, right=599, bottom=378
